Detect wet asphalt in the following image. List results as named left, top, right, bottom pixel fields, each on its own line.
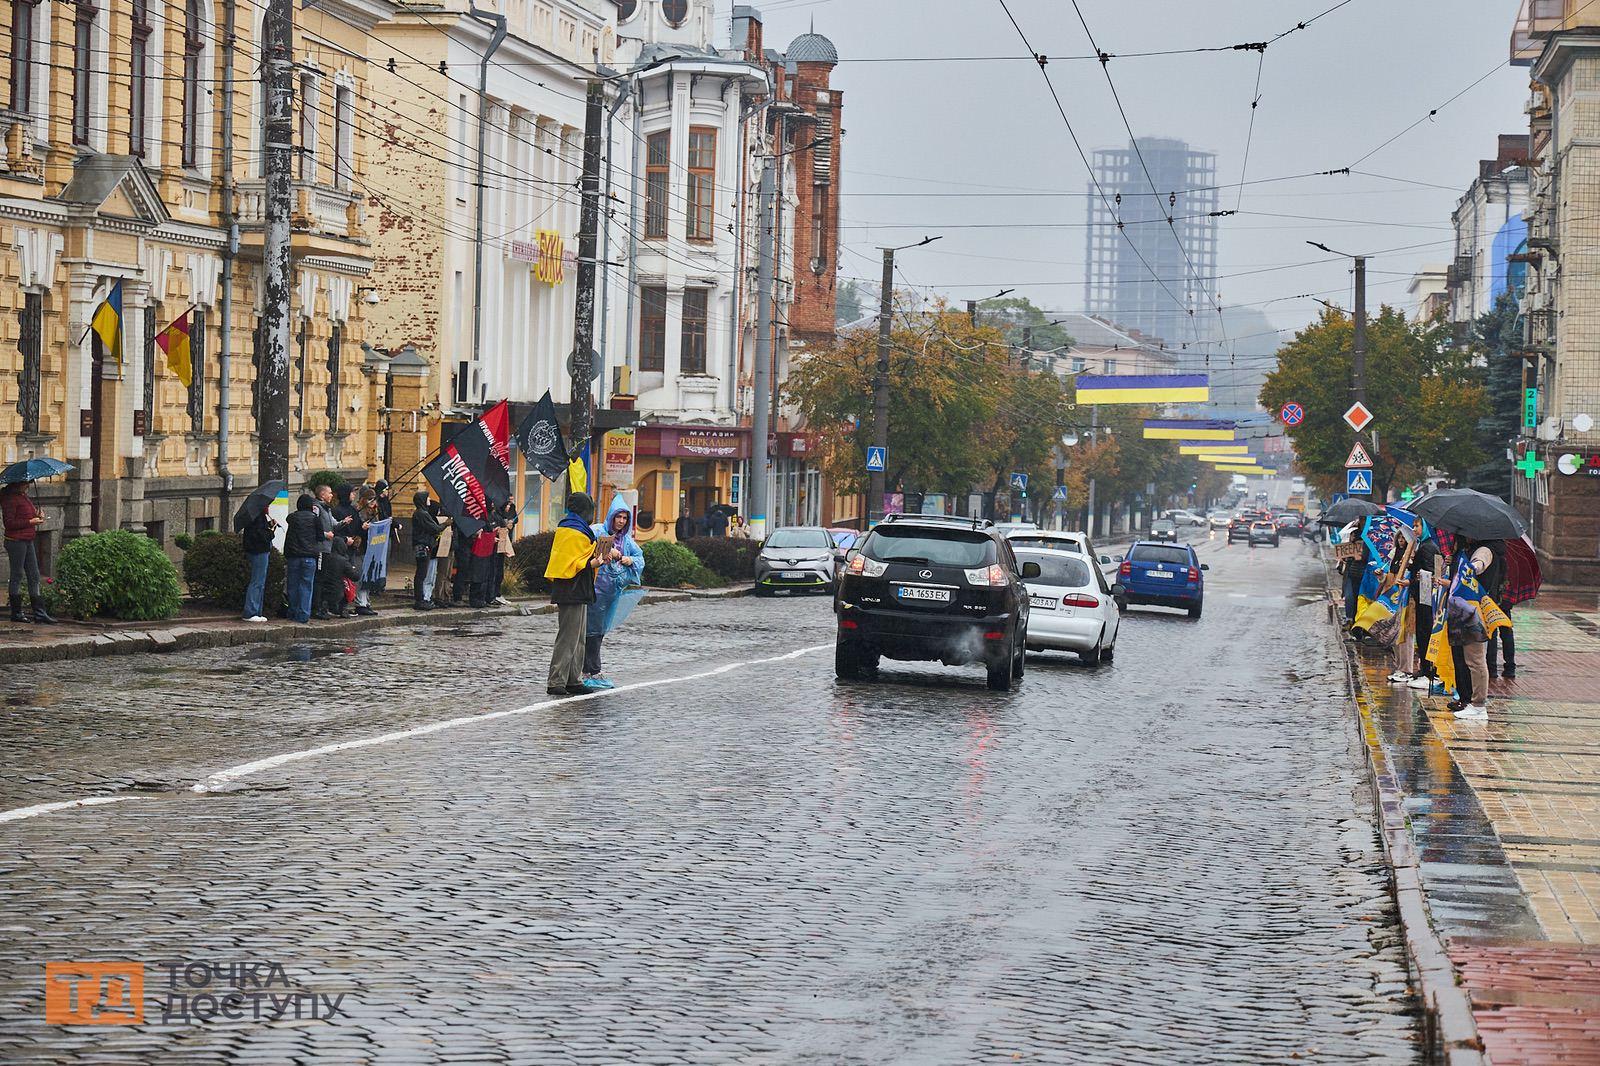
left=0, top=532, right=1421, bottom=1063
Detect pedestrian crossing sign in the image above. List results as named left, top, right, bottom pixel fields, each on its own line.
left=1009, top=472, right=1029, bottom=491
left=1053, top=485, right=1069, bottom=503
left=865, top=446, right=887, bottom=472
left=1346, top=468, right=1373, bottom=495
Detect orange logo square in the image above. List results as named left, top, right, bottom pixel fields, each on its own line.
left=44, top=962, right=144, bottom=1024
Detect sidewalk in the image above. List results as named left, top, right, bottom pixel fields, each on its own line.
left=1340, top=578, right=1600, bottom=1062
left=0, top=585, right=743, bottom=666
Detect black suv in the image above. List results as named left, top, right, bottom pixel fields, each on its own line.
left=833, top=515, right=1038, bottom=691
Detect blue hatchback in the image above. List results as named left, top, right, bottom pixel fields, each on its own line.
left=1117, top=540, right=1207, bottom=618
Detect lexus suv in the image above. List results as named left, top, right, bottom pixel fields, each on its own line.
left=834, top=515, right=1037, bottom=691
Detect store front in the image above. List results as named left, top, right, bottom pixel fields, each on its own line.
left=633, top=425, right=750, bottom=540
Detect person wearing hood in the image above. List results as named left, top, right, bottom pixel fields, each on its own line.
left=583, top=496, right=646, bottom=688
left=2, top=479, right=52, bottom=624
left=545, top=492, right=606, bottom=695
left=283, top=494, right=323, bottom=623
left=410, top=490, right=449, bottom=611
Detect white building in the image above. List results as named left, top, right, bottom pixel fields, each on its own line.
left=1448, top=135, right=1532, bottom=324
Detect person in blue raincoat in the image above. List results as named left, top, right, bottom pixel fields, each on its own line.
left=583, top=496, right=645, bottom=688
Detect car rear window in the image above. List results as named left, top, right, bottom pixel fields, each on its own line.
left=1008, top=536, right=1084, bottom=554
left=1015, top=551, right=1093, bottom=588
left=1129, top=545, right=1193, bottom=566
left=864, top=528, right=994, bottom=567
left=766, top=529, right=831, bottom=549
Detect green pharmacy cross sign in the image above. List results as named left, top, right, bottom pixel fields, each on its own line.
left=1524, top=387, right=1539, bottom=430
left=1516, top=452, right=1546, bottom=480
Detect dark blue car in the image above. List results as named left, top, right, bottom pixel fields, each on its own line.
left=1117, top=540, right=1207, bottom=618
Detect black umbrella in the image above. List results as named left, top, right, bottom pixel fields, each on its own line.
left=1317, top=497, right=1385, bottom=526
left=1409, top=487, right=1529, bottom=541
left=232, top=480, right=287, bottom=531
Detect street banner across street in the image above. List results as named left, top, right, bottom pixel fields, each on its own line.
left=1143, top=418, right=1236, bottom=441
left=1075, top=374, right=1210, bottom=405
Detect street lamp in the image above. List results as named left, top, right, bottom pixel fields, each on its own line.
left=869, top=235, right=942, bottom=522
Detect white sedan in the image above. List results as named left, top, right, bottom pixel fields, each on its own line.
left=1014, top=546, right=1121, bottom=665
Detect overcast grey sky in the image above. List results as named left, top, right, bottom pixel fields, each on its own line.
left=735, top=0, right=1528, bottom=347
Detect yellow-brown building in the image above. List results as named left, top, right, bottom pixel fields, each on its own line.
left=1, top=0, right=404, bottom=566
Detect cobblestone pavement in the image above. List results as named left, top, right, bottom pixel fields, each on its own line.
left=1349, top=588, right=1600, bottom=1062
left=1, top=538, right=1421, bottom=1063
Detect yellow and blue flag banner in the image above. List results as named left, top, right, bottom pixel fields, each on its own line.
left=89, top=280, right=124, bottom=369
left=1202, top=455, right=1257, bottom=465
left=155, top=307, right=194, bottom=387
left=545, top=513, right=597, bottom=582
left=1143, top=418, right=1235, bottom=441
left=1180, top=443, right=1248, bottom=455
left=1215, top=464, right=1270, bottom=475
left=1075, top=374, right=1209, bottom=405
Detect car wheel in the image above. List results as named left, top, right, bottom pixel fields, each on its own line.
left=1102, top=642, right=1115, bottom=661
left=1079, top=639, right=1103, bottom=665
left=1011, top=638, right=1025, bottom=679
left=986, top=653, right=1013, bottom=691
left=1187, top=602, right=1203, bottom=619
left=835, top=640, right=865, bottom=680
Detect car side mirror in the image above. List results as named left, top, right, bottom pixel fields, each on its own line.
left=1021, top=561, right=1042, bottom=579
left=1098, top=555, right=1111, bottom=564
left=1200, top=563, right=1210, bottom=571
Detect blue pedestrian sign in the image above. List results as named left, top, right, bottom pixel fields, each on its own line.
left=1346, top=468, right=1373, bottom=496
left=1009, top=472, right=1029, bottom=491
left=865, top=446, right=887, bottom=472
left=1052, top=485, right=1069, bottom=503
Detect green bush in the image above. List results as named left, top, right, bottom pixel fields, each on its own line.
left=304, top=470, right=347, bottom=496
left=183, top=532, right=286, bottom=611
left=682, top=536, right=759, bottom=581
left=510, top=531, right=556, bottom=595
left=641, top=539, right=699, bottom=587
left=52, top=530, right=183, bottom=620
left=173, top=533, right=195, bottom=551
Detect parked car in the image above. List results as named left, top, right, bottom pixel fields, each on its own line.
left=835, top=515, right=1034, bottom=690
left=1015, top=547, right=1121, bottom=664
left=1164, top=509, right=1208, bottom=529
left=754, top=527, right=836, bottom=595
left=1249, top=520, right=1281, bottom=547
left=1117, top=541, right=1207, bottom=618
left=1150, top=518, right=1179, bottom=543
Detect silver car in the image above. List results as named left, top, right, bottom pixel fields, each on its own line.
left=754, top=526, right=836, bottom=595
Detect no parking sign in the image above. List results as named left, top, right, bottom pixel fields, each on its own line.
left=1279, top=402, right=1304, bottom=426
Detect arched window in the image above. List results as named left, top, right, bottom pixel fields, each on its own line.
left=182, top=0, right=205, bottom=167
left=615, top=0, right=637, bottom=19
left=130, top=0, right=151, bottom=154
left=662, top=0, right=687, bottom=27
left=72, top=0, right=98, bottom=145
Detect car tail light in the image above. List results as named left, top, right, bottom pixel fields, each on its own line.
left=1118, top=561, right=1132, bottom=578
left=846, top=555, right=887, bottom=578
left=839, top=618, right=859, bottom=629
left=964, top=564, right=1008, bottom=586
left=1187, top=567, right=1199, bottom=582
left=984, top=630, right=1006, bottom=640
left=1061, top=593, right=1099, bottom=608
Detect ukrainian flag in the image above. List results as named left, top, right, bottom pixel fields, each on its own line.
left=1075, top=374, right=1209, bottom=405
left=1144, top=419, right=1235, bottom=441
left=90, top=280, right=124, bottom=370
left=1179, top=443, right=1248, bottom=455
left=1216, top=464, right=1271, bottom=474
left=1201, top=455, right=1257, bottom=465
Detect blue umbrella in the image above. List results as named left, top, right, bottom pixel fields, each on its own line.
left=0, top=457, right=73, bottom=485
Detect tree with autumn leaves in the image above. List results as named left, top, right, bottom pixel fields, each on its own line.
left=1259, top=306, right=1487, bottom=500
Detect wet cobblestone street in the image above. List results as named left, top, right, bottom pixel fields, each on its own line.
left=0, top=538, right=1421, bottom=1063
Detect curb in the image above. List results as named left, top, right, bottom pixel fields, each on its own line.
left=1323, top=553, right=1485, bottom=1064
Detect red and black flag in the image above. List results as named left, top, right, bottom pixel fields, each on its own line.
left=423, top=400, right=513, bottom=528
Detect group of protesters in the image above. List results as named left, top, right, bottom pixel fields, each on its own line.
left=1336, top=512, right=1524, bottom=722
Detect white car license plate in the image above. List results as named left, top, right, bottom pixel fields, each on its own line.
left=1146, top=569, right=1174, bottom=579
left=897, top=586, right=951, bottom=603
left=781, top=570, right=807, bottom=579
left=1029, top=595, right=1057, bottom=609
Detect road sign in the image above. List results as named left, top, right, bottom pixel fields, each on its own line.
left=1009, top=471, right=1029, bottom=491
left=1523, top=387, right=1539, bottom=430
left=1279, top=402, right=1305, bottom=426
left=1052, top=484, right=1069, bottom=503
left=1345, top=441, right=1373, bottom=468
left=1346, top=468, right=1373, bottom=495
left=1343, top=402, right=1374, bottom=433
left=865, top=446, right=887, bottom=472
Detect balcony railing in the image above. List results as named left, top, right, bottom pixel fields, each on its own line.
left=1512, top=0, right=1567, bottom=65
left=235, top=180, right=363, bottom=240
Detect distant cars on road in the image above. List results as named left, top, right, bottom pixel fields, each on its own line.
left=1249, top=520, right=1281, bottom=547
left=1150, top=518, right=1179, bottom=543
left=1117, top=541, right=1207, bottom=618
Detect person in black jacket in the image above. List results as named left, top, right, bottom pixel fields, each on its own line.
left=238, top=510, right=277, bottom=623
left=283, top=495, right=322, bottom=623
left=1481, top=539, right=1516, bottom=679
left=411, top=490, right=449, bottom=611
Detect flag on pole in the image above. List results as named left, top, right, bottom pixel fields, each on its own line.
left=422, top=401, right=513, bottom=523
left=89, top=280, right=125, bottom=370
left=567, top=440, right=589, bottom=495
left=1074, top=374, right=1209, bottom=405
left=511, top=390, right=571, bottom=481
left=155, top=307, right=195, bottom=387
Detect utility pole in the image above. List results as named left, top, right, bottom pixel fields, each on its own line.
left=569, top=79, right=605, bottom=459
left=1353, top=255, right=1370, bottom=452
left=256, top=0, right=293, bottom=484
left=870, top=246, right=894, bottom=522
left=750, top=154, right=776, bottom=540
left=467, top=4, right=508, bottom=403
left=218, top=0, right=237, bottom=509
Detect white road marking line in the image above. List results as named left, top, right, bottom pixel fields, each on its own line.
left=0, top=796, right=132, bottom=825
left=191, top=643, right=831, bottom=793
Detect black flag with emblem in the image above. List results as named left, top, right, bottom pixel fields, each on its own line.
left=512, top=390, right=570, bottom=481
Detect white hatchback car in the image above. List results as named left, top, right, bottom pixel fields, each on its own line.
left=1013, top=546, right=1121, bottom=664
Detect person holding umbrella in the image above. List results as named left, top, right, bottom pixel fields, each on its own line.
left=1, top=458, right=70, bottom=624
left=233, top=480, right=286, bottom=623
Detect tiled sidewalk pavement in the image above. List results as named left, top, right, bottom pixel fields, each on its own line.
left=1349, top=588, right=1600, bottom=1063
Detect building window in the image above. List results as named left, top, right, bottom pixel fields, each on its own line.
left=9, top=0, right=38, bottom=114
left=297, top=74, right=319, bottom=182
left=645, top=132, right=670, bottom=239
left=182, top=0, right=204, bottom=167
left=681, top=289, right=708, bottom=374
left=326, top=325, right=342, bottom=430
left=187, top=307, right=206, bottom=429
left=663, top=0, right=687, bottom=27
left=15, top=292, right=43, bottom=435
left=615, top=0, right=637, bottom=20
left=1104, top=358, right=1117, bottom=375
left=639, top=286, right=667, bottom=373
left=129, top=0, right=151, bottom=154
left=143, top=303, right=157, bottom=431
left=686, top=127, right=715, bottom=241
left=332, top=81, right=354, bottom=189
left=294, top=319, right=307, bottom=430
left=72, top=1, right=97, bottom=146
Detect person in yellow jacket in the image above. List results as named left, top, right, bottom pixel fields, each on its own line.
left=545, top=493, right=611, bottom=695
